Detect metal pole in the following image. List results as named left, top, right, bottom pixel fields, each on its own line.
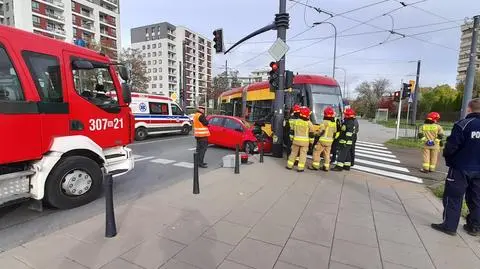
left=193, top=152, right=199, bottom=194
left=395, top=80, right=403, bottom=140
left=104, top=173, right=117, bottom=238
left=259, top=135, right=264, bottom=163
left=335, top=67, right=346, bottom=98
left=405, top=103, right=410, bottom=137
left=411, top=60, right=421, bottom=125
left=314, top=22, right=337, bottom=78
left=461, top=15, right=480, bottom=119
left=271, top=0, right=287, bottom=158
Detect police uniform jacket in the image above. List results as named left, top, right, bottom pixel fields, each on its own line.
left=443, top=112, right=480, bottom=171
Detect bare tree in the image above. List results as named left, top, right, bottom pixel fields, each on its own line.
left=119, top=48, right=149, bottom=93
left=354, top=79, right=391, bottom=118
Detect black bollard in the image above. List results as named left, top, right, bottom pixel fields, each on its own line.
left=235, top=144, right=240, bottom=174
left=193, top=151, right=200, bottom=194
left=259, top=141, right=264, bottom=163
left=104, top=173, right=117, bottom=238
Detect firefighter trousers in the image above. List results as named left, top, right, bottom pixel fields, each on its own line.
left=336, top=143, right=352, bottom=168
left=331, top=140, right=339, bottom=163
left=287, top=144, right=308, bottom=171
left=312, top=142, right=332, bottom=170
left=423, top=147, right=439, bottom=171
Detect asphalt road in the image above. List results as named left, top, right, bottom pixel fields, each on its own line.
left=0, top=134, right=232, bottom=252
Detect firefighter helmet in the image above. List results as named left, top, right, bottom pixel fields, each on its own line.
left=344, top=108, right=356, bottom=118
left=324, top=107, right=336, bottom=118
left=426, top=112, right=440, bottom=122
left=299, top=107, right=311, bottom=119
left=292, top=104, right=301, bottom=114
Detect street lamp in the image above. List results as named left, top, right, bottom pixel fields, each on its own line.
left=335, top=67, right=347, bottom=98
left=313, top=21, right=337, bottom=78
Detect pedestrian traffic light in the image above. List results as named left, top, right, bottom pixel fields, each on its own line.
left=393, top=91, right=401, bottom=102
left=269, top=61, right=279, bottom=92
left=285, top=70, right=294, bottom=89
left=213, top=29, right=224, bottom=53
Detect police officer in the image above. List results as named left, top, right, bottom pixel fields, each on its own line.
left=418, top=112, right=445, bottom=173
left=333, top=108, right=356, bottom=171
left=193, top=107, right=210, bottom=168
left=310, top=107, right=337, bottom=171
left=287, top=107, right=314, bottom=172
left=431, top=98, right=480, bottom=236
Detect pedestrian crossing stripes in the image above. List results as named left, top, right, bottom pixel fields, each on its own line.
left=355, top=152, right=400, bottom=163
left=355, top=149, right=396, bottom=158
left=355, top=142, right=388, bottom=150
left=132, top=155, right=195, bottom=169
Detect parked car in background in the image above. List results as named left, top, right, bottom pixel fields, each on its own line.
left=206, top=115, right=272, bottom=153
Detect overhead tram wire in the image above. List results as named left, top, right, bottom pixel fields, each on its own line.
left=391, top=0, right=463, bottom=26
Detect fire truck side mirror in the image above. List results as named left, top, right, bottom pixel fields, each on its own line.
left=121, top=82, right=132, bottom=104
left=118, top=65, right=130, bottom=82
left=72, top=60, right=94, bottom=70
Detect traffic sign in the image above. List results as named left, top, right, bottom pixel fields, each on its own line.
left=268, top=38, right=289, bottom=61
left=170, top=92, right=178, bottom=102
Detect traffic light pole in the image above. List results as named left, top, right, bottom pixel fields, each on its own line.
left=411, top=60, right=421, bottom=125
left=461, top=15, right=479, bottom=119
left=395, top=80, right=403, bottom=140
left=271, top=0, right=287, bottom=158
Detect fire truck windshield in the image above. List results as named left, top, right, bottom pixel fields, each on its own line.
left=310, top=84, right=343, bottom=123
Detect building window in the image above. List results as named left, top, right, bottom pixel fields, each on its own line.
left=159, top=75, right=163, bottom=80
left=159, top=60, right=162, bottom=64
left=32, top=16, right=41, bottom=26
left=152, top=44, right=156, bottom=49
left=32, top=1, right=40, bottom=10
left=159, top=68, right=162, bottom=73
left=148, top=60, right=151, bottom=65
left=147, top=52, right=151, bottom=57
left=6, top=17, right=10, bottom=26
left=147, top=44, right=150, bottom=49
left=148, top=68, right=151, bottom=73
left=142, top=45, right=145, bottom=50
left=6, top=3, right=9, bottom=11
left=152, top=52, right=156, bottom=57
left=153, top=60, right=157, bottom=65
left=153, top=76, right=157, bottom=80
left=142, top=53, right=146, bottom=57
left=158, top=43, right=162, bottom=47
left=152, top=84, right=156, bottom=88
left=159, top=83, right=163, bottom=88
left=153, top=68, right=157, bottom=73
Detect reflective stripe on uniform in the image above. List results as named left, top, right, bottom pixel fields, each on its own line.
left=193, top=113, right=210, bottom=137
left=344, top=162, right=351, bottom=167
left=346, top=132, right=353, bottom=137
left=312, top=161, right=321, bottom=168
left=336, top=162, right=344, bottom=167
left=346, top=141, right=353, bottom=145
left=423, top=163, right=430, bottom=169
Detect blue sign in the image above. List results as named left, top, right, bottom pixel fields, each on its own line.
left=139, top=103, right=147, bottom=112
left=74, top=39, right=86, bottom=47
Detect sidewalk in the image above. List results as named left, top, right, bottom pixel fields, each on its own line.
left=1, top=157, right=480, bottom=269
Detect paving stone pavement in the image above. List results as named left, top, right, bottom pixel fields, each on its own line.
left=1, top=156, right=480, bottom=269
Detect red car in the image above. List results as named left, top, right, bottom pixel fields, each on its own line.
left=206, top=115, right=272, bottom=153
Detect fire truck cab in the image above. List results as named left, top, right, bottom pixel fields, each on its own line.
left=0, top=26, right=134, bottom=209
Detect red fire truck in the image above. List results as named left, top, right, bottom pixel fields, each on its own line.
left=0, top=26, right=134, bottom=209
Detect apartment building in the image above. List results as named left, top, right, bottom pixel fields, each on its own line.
left=0, top=0, right=121, bottom=59
left=131, top=22, right=213, bottom=106
left=457, top=20, right=480, bottom=82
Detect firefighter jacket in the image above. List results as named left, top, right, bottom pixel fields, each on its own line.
left=443, top=112, right=480, bottom=171
left=286, top=115, right=298, bottom=140
left=291, top=119, right=314, bottom=147
left=193, top=112, right=210, bottom=137
left=419, top=123, right=444, bottom=149
left=338, top=118, right=356, bottom=145
left=317, top=119, right=337, bottom=145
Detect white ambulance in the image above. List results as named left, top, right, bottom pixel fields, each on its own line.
left=130, top=93, right=192, bottom=141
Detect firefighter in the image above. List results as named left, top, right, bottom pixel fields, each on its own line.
left=331, top=117, right=342, bottom=164
left=285, top=104, right=301, bottom=156
left=310, top=107, right=337, bottom=171
left=351, top=113, right=360, bottom=166
left=418, top=112, right=444, bottom=173
left=287, top=106, right=314, bottom=172
left=431, top=98, right=480, bottom=236
left=333, top=108, right=357, bottom=171
left=193, top=107, right=210, bottom=168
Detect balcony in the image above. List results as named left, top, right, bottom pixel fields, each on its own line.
left=100, top=28, right=117, bottom=39
left=45, top=12, right=65, bottom=22
left=103, top=0, right=118, bottom=6
left=100, top=16, right=116, bottom=27
left=0, top=10, right=4, bottom=17
left=73, top=10, right=94, bottom=20
left=39, top=0, right=65, bottom=10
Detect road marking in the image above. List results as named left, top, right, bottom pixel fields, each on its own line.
left=133, top=154, right=144, bottom=159
left=355, top=158, right=409, bottom=172
left=357, top=141, right=384, bottom=146
left=131, top=136, right=191, bottom=146
left=355, top=146, right=392, bottom=154
left=151, top=158, right=176, bottom=164
left=173, top=162, right=194, bottom=168
left=355, top=143, right=388, bottom=150
left=188, top=147, right=196, bottom=151
left=135, top=156, right=155, bottom=162
left=188, top=144, right=215, bottom=151
left=353, top=165, right=423, bottom=184
left=355, top=149, right=396, bottom=158
left=355, top=152, right=400, bottom=163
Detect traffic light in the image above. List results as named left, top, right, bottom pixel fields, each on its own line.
left=393, top=91, right=401, bottom=102
left=285, top=70, right=294, bottom=89
left=402, top=83, right=412, bottom=99
left=269, top=61, right=279, bottom=92
left=213, top=29, right=224, bottom=53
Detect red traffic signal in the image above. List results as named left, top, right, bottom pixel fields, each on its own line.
left=393, top=91, right=401, bottom=102
left=270, top=61, right=278, bottom=71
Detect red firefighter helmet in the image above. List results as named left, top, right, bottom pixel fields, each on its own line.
left=426, top=112, right=440, bottom=122
left=324, top=107, right=336, bottom=118
left=344, top=108, right=356, bottom=119
left=299, top=107, right=311, bottom=119
left=292, top=104, right=301, bottom=114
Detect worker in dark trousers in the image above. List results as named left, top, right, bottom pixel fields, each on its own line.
left=351, top=115, right=359, bottom=166
left=193, top=107, right=210, bottom=168
left=285, top=104, right=301, bottom=156
left=333, top=108, right=356, bottom=171
left=431, top=98, right=480, bottom=236
left=331, top=118, right=342, bottom=164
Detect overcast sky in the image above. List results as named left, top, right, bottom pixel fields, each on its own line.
left=120, top=0, right=479, bottom=96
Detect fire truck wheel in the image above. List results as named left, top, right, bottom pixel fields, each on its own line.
left=135, top=127, right=148, bottom=141
left=45, top=156, right=103, bottom=209
left=181, top=125, right=191, bottom=135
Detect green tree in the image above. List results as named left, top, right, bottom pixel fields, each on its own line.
left=419, top=84, right=460, bottom=114
left=119, top=48, right=149, bottom=93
